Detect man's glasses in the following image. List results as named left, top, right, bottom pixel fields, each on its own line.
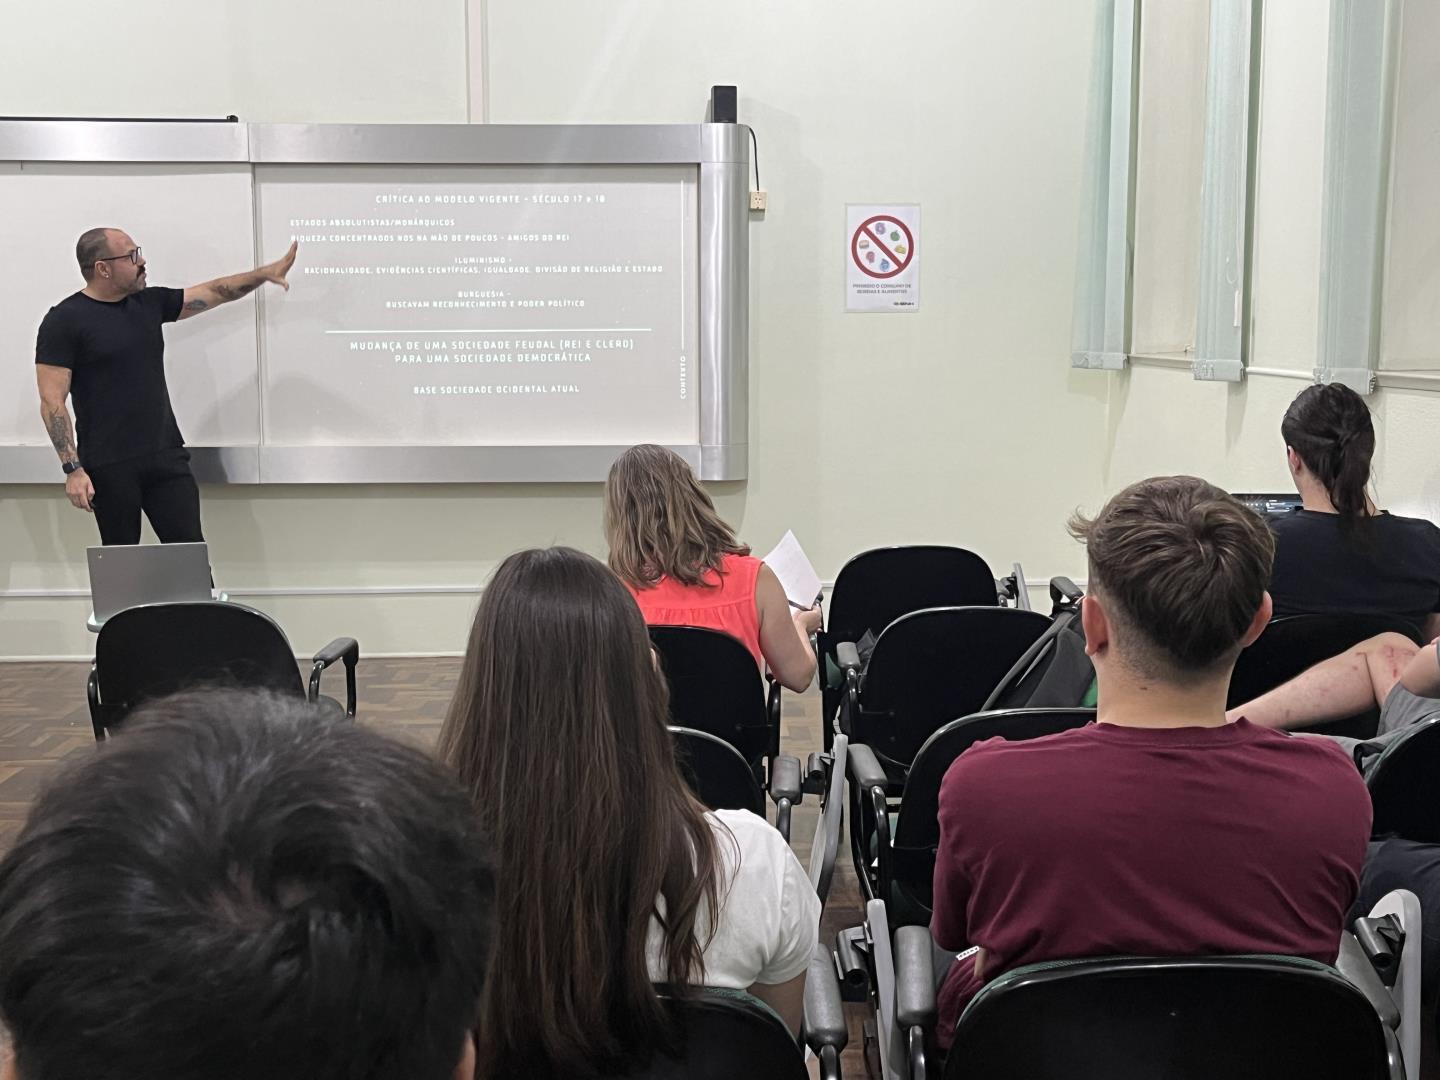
left=97, top=247, right=142, bottom=265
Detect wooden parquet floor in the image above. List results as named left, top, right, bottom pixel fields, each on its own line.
left=0, top=657, right=872, bottom=1075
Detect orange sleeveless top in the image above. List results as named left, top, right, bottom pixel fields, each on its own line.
left=627, top=553, right=765, bottom=671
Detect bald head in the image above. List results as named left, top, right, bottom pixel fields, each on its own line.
left=76, top=228, right=120, bottom=281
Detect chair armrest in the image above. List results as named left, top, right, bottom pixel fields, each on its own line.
left=769, top=754, right=803, bottom=806
left=847, top=743, right=892, bottom=902
left=769, top=754, right=803, bottom=844
left=836, top=641, right=862, bottom=739
left=1049, top=576, right=1083, bottom=609
left=1337, top=932, right=1401, bottom=1030
left=766, top=675, right=782, bottom=760
left=1354, top=914, right=1403, bottom=987
left=894, top=926, right=939, bottom=1029
left=309, top=637, right=360, bottom=718
left=847, top=743, right=888, bottom=793
left=1010, top=562, right=1031, bottom=610
left=804, top=751, right=829, bottom=796
left=313, top=636, right=359, bottom=668
left=803, top=943, right=849, bottom=1054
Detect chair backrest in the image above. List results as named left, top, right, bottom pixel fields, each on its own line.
left=93, top=602, right=303, bottom=731
left=1368, top=716, right=1440, bottom=842
left=819, top=545, right=1001, bottom=743
left=890, top=708, right=1095, bottom=916
left=825, top=545, right=999, bottom=648
left=856, top=607, right=1052, bottom=767
left=946, top=955, right=1393, bottom=1080
left=618, top=988, right=805, bottom=1079
left=650, top=626, right=771, bottom=769
left=1228, top=614, right=1424, bottom=740
left=671, top=727, right=765, bottom=818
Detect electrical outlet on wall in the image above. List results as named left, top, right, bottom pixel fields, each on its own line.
left=749, top=190, right=767, bottom=212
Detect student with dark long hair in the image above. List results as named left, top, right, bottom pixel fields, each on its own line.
left=439, top=546, right=820, bottom=1079
left=604, top=443, right=821, bottom=691
left=1272, top=383, right=1440, bottom=636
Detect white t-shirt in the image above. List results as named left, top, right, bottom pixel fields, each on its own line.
left=645, top=809, right=822, bottom=989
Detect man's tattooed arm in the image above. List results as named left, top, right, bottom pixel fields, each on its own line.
left=36, top=364, right=79, bottom=466
left=213, top=279, right=262, bottom=302
left=178, top=242, right=298, bottom=321
left=44, top=407, right=77, bottom=460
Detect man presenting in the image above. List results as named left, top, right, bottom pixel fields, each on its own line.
left=34, top=229, right=297, bottom=545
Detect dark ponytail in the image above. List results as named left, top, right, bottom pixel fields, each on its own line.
left=1280, top=383, right=1375, bottom=523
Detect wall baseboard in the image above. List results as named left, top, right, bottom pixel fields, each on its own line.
left=0, top=577, right=1067, bottom=602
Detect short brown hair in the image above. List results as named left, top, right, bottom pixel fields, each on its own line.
left=1069, top=476, right=1274, bottom=681
left=604, top=444, right=749, bottom=588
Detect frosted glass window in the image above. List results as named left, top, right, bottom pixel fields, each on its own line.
left=1131, top=0, right=1211, bottom=358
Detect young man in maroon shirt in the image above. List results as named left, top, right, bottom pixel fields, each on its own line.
left=930, top=476, right=1373, bottom=1047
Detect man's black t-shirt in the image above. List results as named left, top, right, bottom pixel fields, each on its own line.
left=1270, top=509, right=1440, bottom=629
left=34, top=287, right=185, bottom=469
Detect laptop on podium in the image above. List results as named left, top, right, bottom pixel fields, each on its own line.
left=86, top=542, right=215, bottom=628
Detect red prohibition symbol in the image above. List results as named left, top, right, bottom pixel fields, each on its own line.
left=851, top=216, right=915, bottom=279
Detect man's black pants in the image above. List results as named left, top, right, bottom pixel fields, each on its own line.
left=88, top=448, right=206, bottom=546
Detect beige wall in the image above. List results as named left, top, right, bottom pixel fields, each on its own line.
left=0, top=0, right=469, bottom=123
left=3, top=0, right=1439, bottom=660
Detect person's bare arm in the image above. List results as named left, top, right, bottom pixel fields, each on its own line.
left=36, top=363, right=93, bottom=512
left=747, top=971, right=806, bottom=1038
left=179, top=240, right=298, bottom=320
left=1226, top=632, right=1419, bottom=729
left=1400, top=638, right=1440, bottom=700
left=755, top=564, right=820, bottom=692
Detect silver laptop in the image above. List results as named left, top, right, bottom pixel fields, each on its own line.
left=87, top=543, right=214, bottom=624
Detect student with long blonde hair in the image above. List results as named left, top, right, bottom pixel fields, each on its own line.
left=604, top=443, right=821, bottom=691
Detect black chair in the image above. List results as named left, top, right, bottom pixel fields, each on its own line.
left=871, top=892, right=1420, bottom=1080
left=847, top=708, right=1095, bottom=920
left=914, top=952, right=1398, bottom=1080
left=1228, top=614, right=1424, bottom=740
left=650, top=625, right=781, bottom=780
left=625, top=945, right=848, bottom=1079
left=87, top=601, right=358, bottom=740
left=672, top=727, right=801, bottom=843
left=818, top=546, right=1005, bottom=747
left=1366, top=716, right=1440, bottom=842
left=837, top=607, right=1053, bottom=780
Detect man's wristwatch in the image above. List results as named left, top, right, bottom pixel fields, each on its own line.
left=62, top=460, right=83, bottom=475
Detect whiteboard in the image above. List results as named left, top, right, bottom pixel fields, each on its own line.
left=0, top=121, right=748, bottom=482
left=0, top=163, right=259, bottom=447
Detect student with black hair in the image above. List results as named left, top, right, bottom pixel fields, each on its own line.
left=1272, top=383, right=1440, bottom=636
left=0, top=689, right=495, bottom=1080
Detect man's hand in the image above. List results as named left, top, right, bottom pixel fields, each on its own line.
left=261, top=241, right=299, bottom=292
left=181, top=241, right=300, bottom=319
left=65, top=469, right=95, bottom=513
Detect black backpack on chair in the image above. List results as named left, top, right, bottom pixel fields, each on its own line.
left=982, top=577, right=1096, bottom=711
